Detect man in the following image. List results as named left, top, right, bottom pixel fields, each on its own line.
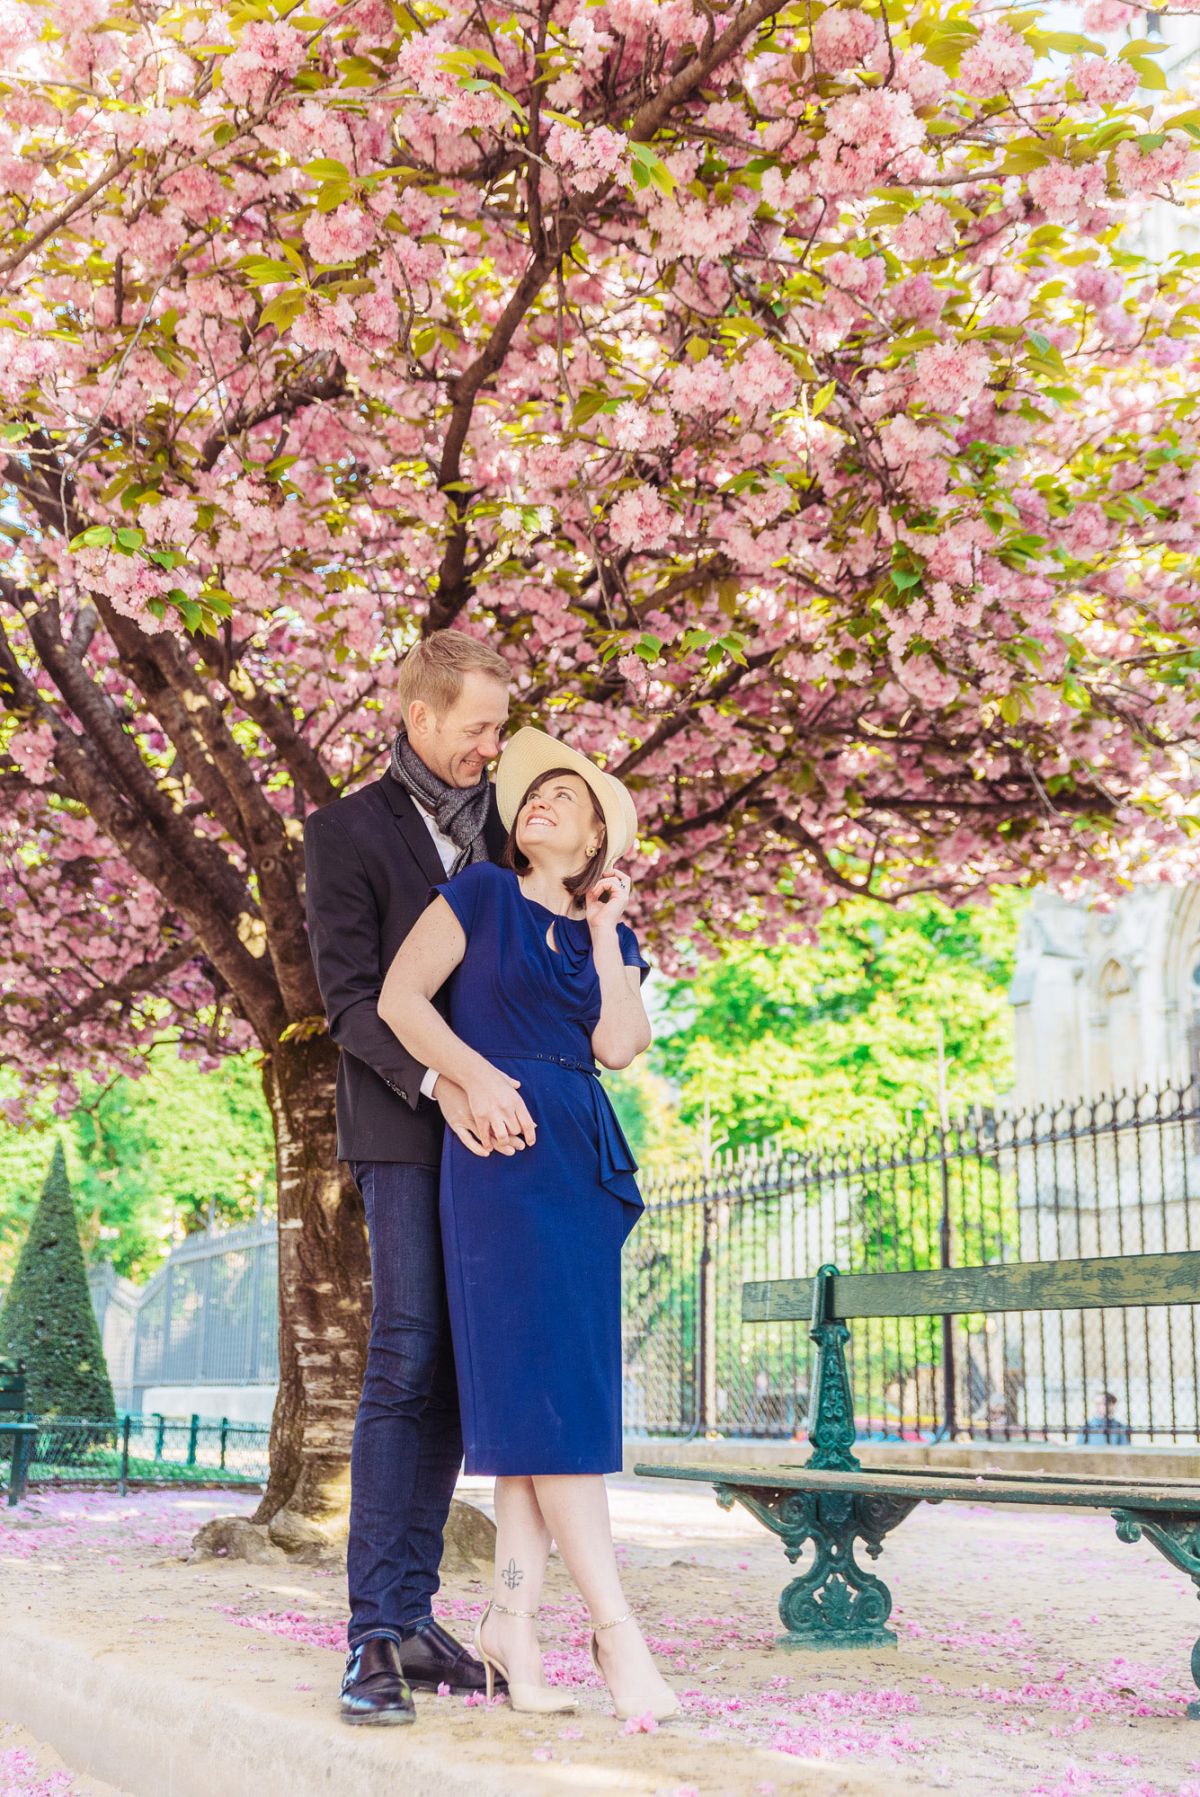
left=304, top=629, right=513, bottom=1724
left=1076, top=1390, right=1132, bottom=1447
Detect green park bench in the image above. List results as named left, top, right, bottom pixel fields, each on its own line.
left=636, top=1251, right=1200, bottom=1716
left=0, top=1359, right=37, bottom=1506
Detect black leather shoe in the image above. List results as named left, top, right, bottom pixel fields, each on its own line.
left=340, top=1636, right=416, bottom=1725
left=397, top=1618, right=503, bottom=1695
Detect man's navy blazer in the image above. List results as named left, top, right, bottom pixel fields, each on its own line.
left=303, top=771, right=508, bottom=1165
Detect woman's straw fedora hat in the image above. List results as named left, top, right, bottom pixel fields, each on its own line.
left=496, top=727, right=638, bottom=872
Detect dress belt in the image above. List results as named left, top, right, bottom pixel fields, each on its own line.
left=477, top=1048, right=642, bottom=1209
left=486, top=1049, right=600, bottom=1077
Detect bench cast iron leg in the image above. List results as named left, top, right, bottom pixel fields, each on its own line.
left=716, top=1483, right=920, bottom=1650
left=1112, top=1508, right=1200, bottom=1718
left=12, top=1428, right=32, bottom=1504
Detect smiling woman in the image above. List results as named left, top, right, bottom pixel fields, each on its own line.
left=505, top=769, right=609, bottom=913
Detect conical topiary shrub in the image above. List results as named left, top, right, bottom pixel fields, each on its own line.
left=0, top=1140, right=116, bottom=1422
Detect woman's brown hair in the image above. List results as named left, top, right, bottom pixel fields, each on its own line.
left=502, top=768, right=608, bottom=904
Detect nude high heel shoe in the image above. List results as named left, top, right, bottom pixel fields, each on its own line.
left=474, top=1601, right=578, bottom=1714
left=590, top=1613, right=681, bottom=1723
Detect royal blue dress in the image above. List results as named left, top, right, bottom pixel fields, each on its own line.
left=434, top=862, right=647, bottom=1475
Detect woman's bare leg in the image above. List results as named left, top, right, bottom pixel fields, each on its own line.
left=531, top=1473, right=675, bottom=1715
left=479, top=1475, right=553, bottom=1685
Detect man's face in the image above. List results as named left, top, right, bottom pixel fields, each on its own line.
left=408, top=670, right=510, bottom=788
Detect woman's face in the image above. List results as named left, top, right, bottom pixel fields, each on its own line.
left=516, top=773, right=602, bottom=869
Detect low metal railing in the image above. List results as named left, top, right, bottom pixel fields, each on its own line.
left=4, top=1411, right=270, bottom=1495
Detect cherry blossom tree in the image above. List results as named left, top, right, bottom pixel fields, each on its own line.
left=4, top=0, right=1200, bottom=1515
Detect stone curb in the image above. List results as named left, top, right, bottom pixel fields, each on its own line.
left=0, top=1612, right=919, bottom=1797
left=0, top=1620, right=551, bottom=1797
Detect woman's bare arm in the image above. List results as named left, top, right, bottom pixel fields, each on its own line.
left=584, top=873, right=652, bottom=1069
left=378, top=898, right=537, bottom=1151
left=590, top=940, right=652, bottom=1069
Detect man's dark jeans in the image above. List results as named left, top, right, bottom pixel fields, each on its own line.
left=347, top=1160, right=462, bottom=1647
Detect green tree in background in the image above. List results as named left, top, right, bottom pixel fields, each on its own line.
left=654, top=891, right=1025, bottom=1153
left=0, top=1048, right=274, bottom=1290
left=0, top=1142, right=115, bottom=1419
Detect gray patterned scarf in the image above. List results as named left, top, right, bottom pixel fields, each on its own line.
left=389, top=728, right=492, bottom=874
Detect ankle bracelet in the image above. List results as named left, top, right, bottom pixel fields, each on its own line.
left=490, top=1600, right=538, bottom=1619
left=592, top=1611, right=632, bottom=1632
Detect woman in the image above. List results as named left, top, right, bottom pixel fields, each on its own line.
left=378, top=725, right=678, bottom=1724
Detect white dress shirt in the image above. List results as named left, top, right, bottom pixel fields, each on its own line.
left=412, top=797, right=457, bottom=1099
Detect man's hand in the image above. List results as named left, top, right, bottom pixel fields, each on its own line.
left=435, top=1076, right=496, bottom=1158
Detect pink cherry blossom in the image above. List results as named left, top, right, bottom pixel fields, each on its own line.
left=302, top=208, right=378, bottom=265
left=609, top=486, right=675, bottom=551
left=913, top=341, right=989, bottom=411
left=959, top=25, right=1035, bottom=97
left=221, top=21, right=306, bottom=109
left=810, top=8, right=881, bottom=74
left=545, top=122, right=631, bottom=194
left=1071, top=57, right=1138, bottom=109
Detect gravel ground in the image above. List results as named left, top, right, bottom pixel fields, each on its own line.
left=1, top=1473, right=1199, bottom=1795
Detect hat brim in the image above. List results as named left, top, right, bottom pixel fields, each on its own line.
left=496, top=727, right=637, bottom=873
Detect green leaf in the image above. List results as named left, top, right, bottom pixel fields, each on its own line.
left=258, top=291, right=306, bottom=334
left=69, top=525, right=114, bottom=550
left=1120, top=52, right=1167, bottom=91
left=890, top=569, right=922, bottom=592
left=629, top=141, right=676, bottom=195
left=316, top=183, right=353, bottom=214
left=241, top=258, right=300, bottom=285
left=916, top=19, right=978, bottom=72
left=571, top=388, right=618, bottom=427
left=304, top=158, right=350, bottom=181
left=1028, top=29, right=1104, bottom=57
left=1087, top=119, right=1137, bottom=151
left=115, top=527, right=145, bottom=552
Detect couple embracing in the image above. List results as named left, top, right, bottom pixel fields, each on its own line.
left=304, top=629, right=678, bottom=1727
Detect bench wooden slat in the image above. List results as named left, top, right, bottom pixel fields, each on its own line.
left=633, top=1460, right=1200, bottom=1512
left=742, top=1249, right=1200, bottom=1324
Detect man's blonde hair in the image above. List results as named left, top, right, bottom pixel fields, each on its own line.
left=397, top=629, right=511, bottom=720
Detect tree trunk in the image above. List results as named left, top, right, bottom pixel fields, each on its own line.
left=254, top=1033, right=371, bottom=1523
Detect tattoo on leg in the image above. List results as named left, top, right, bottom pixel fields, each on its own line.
left=501, top=1558, right=524, bottom=1591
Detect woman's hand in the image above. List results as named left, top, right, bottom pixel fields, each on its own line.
left=464, top=1062, right=538, bottom=1154
left=586, top=868, right=632, bottom=932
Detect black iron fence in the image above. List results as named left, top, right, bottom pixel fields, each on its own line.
left=622, top=1083, right=1200, bottom=1445
left=10, top=1412, right=270, bottom=1493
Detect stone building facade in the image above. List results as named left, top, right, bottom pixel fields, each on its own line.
left=1010, top=884, right=1200, bottom=1111
left=1003, top=885, right=1200, bottom=1443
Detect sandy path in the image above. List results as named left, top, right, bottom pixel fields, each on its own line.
left=1, top=1473, right=1199, bottom=1795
